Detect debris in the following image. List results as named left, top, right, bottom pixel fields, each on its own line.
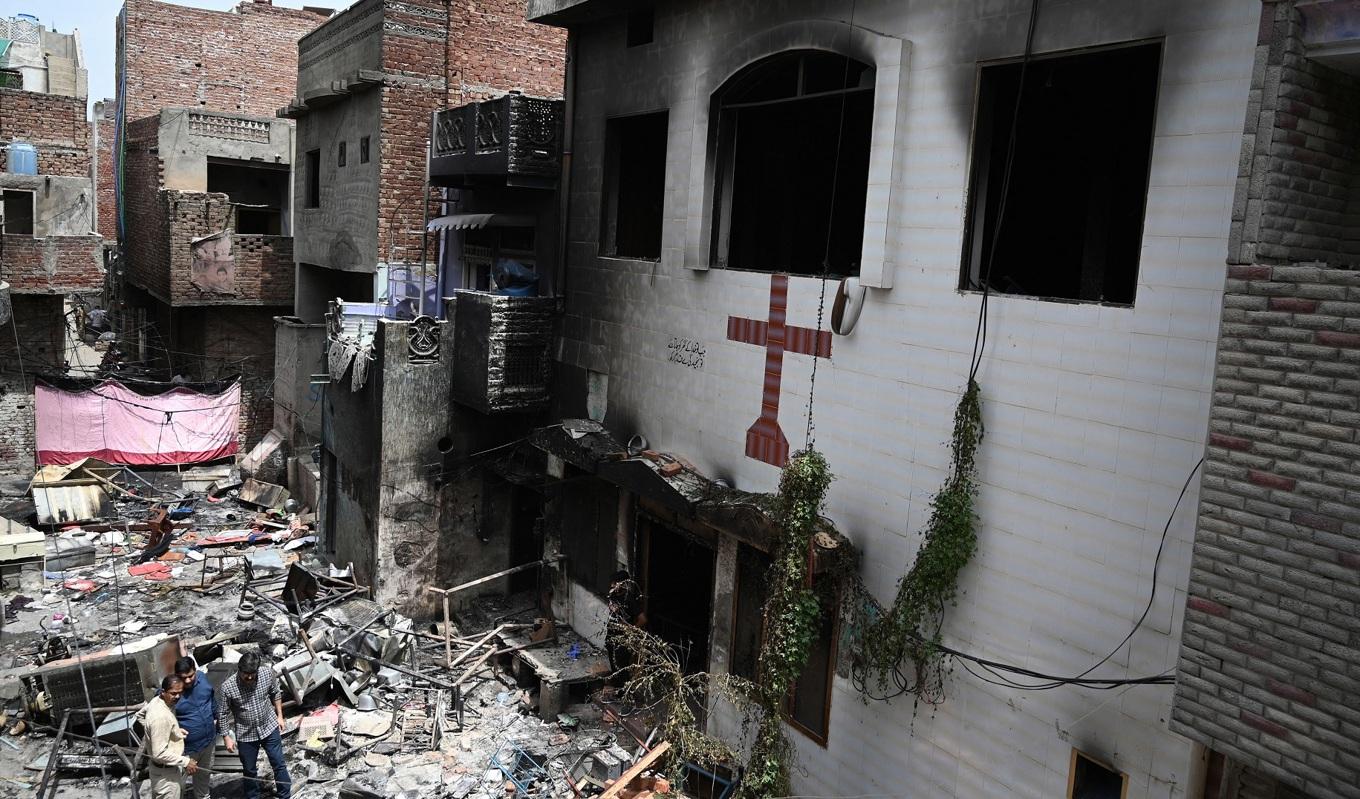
left=238, top=478, right=290, bottom=509
left=44, top=537, right=95, bottom=572
left=29, top=458, right=119, bottom=525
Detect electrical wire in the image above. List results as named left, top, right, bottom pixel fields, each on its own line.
left=967, top=0, right=1042, bottom=383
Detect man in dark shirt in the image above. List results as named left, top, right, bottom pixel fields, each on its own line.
left=172, top=657, right=216, bottom=799
left=217, top=653, right=290, bottom=799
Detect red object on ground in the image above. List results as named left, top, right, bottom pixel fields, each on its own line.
left=128, top=562, right=173, bottom=578
left=63, top=579, right=98, bottom=593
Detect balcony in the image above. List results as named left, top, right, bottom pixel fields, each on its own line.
left=430, top=94, right=564, bottom=189
left=447, top=289, right=555, bottom=413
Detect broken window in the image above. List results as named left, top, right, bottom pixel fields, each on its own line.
left=600, top=111, right=667, bottom=260
left=1, top=189, right=35, bottom=234
left=960, top=41, right=1161, bottom=305
left=305, top=149, right=321, bottom=209
left=711, top=50, right=873, bottom=276
left=207, top=158, right=289, bottom=235
left=359, top=136, right=371, bottom=164
left=1068, top=749, right=1128, bottom=799
left=338, top=141, right=347, bottom=167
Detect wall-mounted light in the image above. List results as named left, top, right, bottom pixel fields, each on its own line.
left=831, top=276, right=866, bottom=336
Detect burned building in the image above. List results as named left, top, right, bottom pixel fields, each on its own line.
left=272, top=0, right=566, bottom=599
left=503, top=0, right=1288, bottom=796
left=112, top=0, right=330, bottom=449
left=0, top=15, right=103, bottom=475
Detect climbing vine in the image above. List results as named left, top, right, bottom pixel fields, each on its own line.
left=739, top=448, right=834, bottom=798
left=846, top=379, right=984, bottom=705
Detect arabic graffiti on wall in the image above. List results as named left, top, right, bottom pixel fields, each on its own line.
left=667, top=336, right=705, bottom=370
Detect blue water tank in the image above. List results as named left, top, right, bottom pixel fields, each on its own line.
left=7, top=142, right=38, bottom=175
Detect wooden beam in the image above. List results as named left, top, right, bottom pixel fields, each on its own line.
left=425, top=557, right=561, bottom=598
left=597, top=741, right=671, bottom=799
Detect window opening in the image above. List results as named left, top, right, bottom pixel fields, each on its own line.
left=627, top=7, right=654, bottom=47
left=712, top=50, right=873, bottom=276
left=338, top=141, right=347, bottom=167
left=640, top=516, right=715, bottom=676
left=462, top=224, right=536, bottom=292
left=601, top=111, right=668, bottom=260
left=729, top=541, right=836, bottom=742
left=1068, top=749, right=1129, bottom=799
left=207, top=158, right=289, bottom=235
left=305, top=149, right=321, bottom=208
left=1, top=190, right=35, bottom=234
left=960, top=41, right=1161, bottom=305
left=359, top=136, right=371, bottom=164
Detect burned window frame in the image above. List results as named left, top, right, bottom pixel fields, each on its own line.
left=958, top=39, right=1163, bottom=306
left=708, top=49, right=874, bottom=278
left=359, top=136, right=371, bottom=164
left=730, top=542, right=838, bottom=745
left=599, top=110, right=669, bottom=261
left=1067, top=748, right=1129, bottom=799
left=1, top=189, right=35, bottom=235
left=304, top=148, right=321, bottom=209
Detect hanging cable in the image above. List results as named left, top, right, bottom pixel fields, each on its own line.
left=967, top=0, right=1042, bottom=383
left=804, top=0, right=859, bottom=449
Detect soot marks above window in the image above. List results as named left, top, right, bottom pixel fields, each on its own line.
left=961, top=41, right=1162, bottom=306
left=1068, top=749, right=1128, bottom=799
left=712, top=50, right=874, bottom=277
left=601, top=111, right=668, bottom=260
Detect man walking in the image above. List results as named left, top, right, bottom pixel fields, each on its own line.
left=217, top=653, right=290, bottom=799
left=172, top=657, right=216, bottom=798
left=141, top=675, right=199, bottom=798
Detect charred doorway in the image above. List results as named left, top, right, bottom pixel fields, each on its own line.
left=639, top=515, right=715, bottom=675
left=482, top=476, right=546, bottom=596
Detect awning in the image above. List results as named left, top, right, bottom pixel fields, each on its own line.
left=426, top=213, right=535, bottom=231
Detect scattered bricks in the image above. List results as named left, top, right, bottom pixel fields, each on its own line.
left=1249, top=470, right=1297, bottom=491
left=1188, top=596, right=1231, bottom=617
left=1231, top=265, right=1275, bottom=280
left=1268, top=297, right=1318, bottom=313
left=1316, top=330, right=1360, bottom=348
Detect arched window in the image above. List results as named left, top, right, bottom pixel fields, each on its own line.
left=711, top=50, right=874, bottom=276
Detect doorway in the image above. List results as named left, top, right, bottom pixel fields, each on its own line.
left=639, top=516, right=715, bottom=675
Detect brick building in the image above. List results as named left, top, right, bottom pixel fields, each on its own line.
left=1172, top=3, right=1360, bottom=798
left=274, top=0, right=565, bottom=548
left=113, top=0, right=329, bottom=449
left=0, top=16, right=102, bottom=475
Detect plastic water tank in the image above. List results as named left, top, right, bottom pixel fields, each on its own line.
left=7, top=142, right=38, bottom=175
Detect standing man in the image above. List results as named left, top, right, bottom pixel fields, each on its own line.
left=172, top=657, right=216, bottom=798
left=216, top=653, right=290, bottom=799
left=141, top=674, right=199, bottom=798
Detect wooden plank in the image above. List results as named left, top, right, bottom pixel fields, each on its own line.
left=425, top=557, right=561, bottom=598
left=597, top=741, right=671, bottom=799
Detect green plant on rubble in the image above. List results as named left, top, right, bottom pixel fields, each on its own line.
left=847, top=379, right=984, bottom=708
left=740, top=448, right=834, bottom=799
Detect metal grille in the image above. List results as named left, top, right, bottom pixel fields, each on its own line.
left=502, top=343, right=545, bottom=387
left=45, top=660, right=143, bottom=711
left=187, top=113, right=271, bottom=143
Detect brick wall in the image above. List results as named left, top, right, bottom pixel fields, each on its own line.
left=446, top=0, right=566, bottom=102
left=176, top=305, right=285, bottom=448
left=0, top=295, right=68, bottom=475
left=373, top=0, right=566, bottom=268
left=1173, top=5, right=1360, bottom=798
left=163, top=192, right=295, bottom=306
left=1, top=235, right=105, bottom=293
left=96, top=108, right=117, bottom=240
left=122, top=115, right=171, bottom=300
left=118, top=0, right=327, bottom=124
left=0, top=88, right=90, bottom=177
left=1229, top=1, right=1360, bottom=268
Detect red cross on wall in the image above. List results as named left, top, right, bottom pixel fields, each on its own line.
left=726, top=274, right=832, bottom=467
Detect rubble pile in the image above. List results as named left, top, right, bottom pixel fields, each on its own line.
left=0, top=466, right=690, bottom=798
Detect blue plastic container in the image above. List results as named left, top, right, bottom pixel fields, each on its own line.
left=7, top=142, right=37, bottom=175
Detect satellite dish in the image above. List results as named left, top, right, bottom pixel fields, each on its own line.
left=830, top=276, right=865, bottom=336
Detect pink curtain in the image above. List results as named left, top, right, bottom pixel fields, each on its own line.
left=35, top=380, right=241, bottom=466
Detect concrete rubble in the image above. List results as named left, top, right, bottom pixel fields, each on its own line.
left=0, top=468, right=681, bottom=798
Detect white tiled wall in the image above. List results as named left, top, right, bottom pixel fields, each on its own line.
left=562, top=0, right=1259, bottom=795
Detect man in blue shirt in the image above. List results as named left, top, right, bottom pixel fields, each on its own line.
left=172, top=657, right=217, bottom=799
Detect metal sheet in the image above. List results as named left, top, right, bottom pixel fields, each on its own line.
left=32, top=484, right=110, bottom=525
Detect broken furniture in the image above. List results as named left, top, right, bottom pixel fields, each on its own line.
left=20, top=634, right=181, bottom=722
